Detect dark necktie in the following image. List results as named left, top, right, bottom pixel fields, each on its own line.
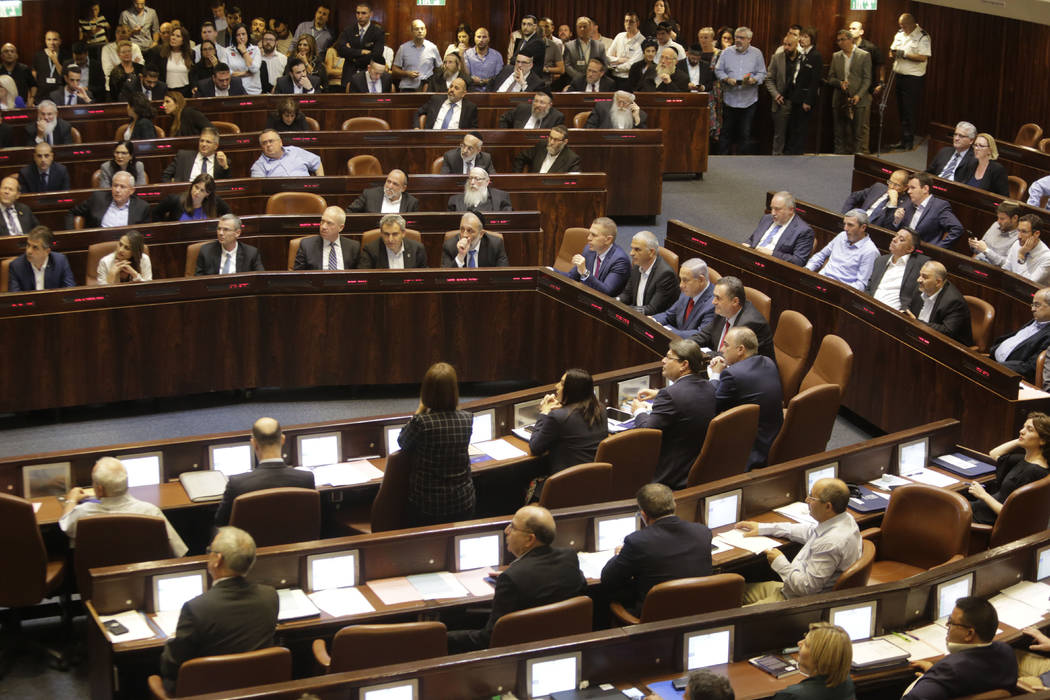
left=201, top=156, right=209, bottom=176
left=5, top=206, right=20, bottom=235
left=40, top=170, right=48, bottom=190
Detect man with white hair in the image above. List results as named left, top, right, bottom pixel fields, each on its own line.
left=439, top=132, right=495, bottom=175
left=715, top=26, right=766, bottom=154
left=498, top=90, right=564, bottom=129
left=618, top=230, right=679, bottom=315
left=651, top=257, right=716, bottom=338
left=586, top=90, right=647, bottom=128
left=293, top=206, right=361, bottom=270
left=25, top=100, right=74, bottom=145
left=447, top=167, right=513, bottom=212
left=441, top=211, right=509, bottom=267
left=562, top=16, right=607, bottom=85
left=926, top=121, right=978, bottom=183
left=66, top=170, right=152, bottom=228
left=59, top=457, right=188, bottom=557
left=636, top=46, right=689, bottom=92
left=348, top=169, right=419, bottom=213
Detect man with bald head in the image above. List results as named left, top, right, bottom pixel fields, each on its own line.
left=618, top=230, right=679, bottom=315
left=888, top=13, right=931, bottom=151
left=18, top=142, right=71, bottom=193
left=439, top=132, right=495, bottom=175
left=842, top=169, right=910, bottom=228
left=745, top=191, right=814, bottom=266
left=441, top=211, right=509, bottom=268
left=447, top=504, right=585, bottom=652
left=293, top=206, right=361, bottom=270
left=0, top=176, right=38, bottom=235
left=447, top=167, right=513, bottom=212
left=348, top=169, right=419, bottom=214
left=416, top=77, right=479, bottom=129
left=906, top=260, right=974, bottom=345
left=214, top=417, right=316, bottom=526
left=636, top=46, right=689, bottom=91
left=66, top=170, right=151, bottom=229
left=562, top=16, right=607, bottom=85
left=988, top=287, right=1050, bottom=382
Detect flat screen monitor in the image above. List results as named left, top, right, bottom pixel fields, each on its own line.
left=704, top=490, right=742, bottom=529
left=617, top=376, right=650, bottom=407
left=898, top=437, right=929, bottom=477
left=22, top=462, right=71, bottom=499
left=298, top=433, right=341, bottom=468
left=829, top=601, right=877, bottom=641
left=120, top=452, right=164, bottom=488
left=307, top=550, right=359, bottom=592
left=209, top=442, right=252, bottom=477
left=934, top=573, right=973, bottom=620
left=384, top=424, right=406, bottom=456
left=359, top=679, right=419, bottom=700
left=594, top=513, right=639, bottom=552
left=805, top=463, right=838, bottom=495
left=683, top=626, right=733, bottom=670
left=1038, top=545, right=1050, bottom=582
left=525, top=652, right=580, bottom=698
left=470, top=410, right=495, bottom=444
left=152, top=570, right=207, bottom=613
left=513, top=399, right=542, bottom=428
left=454, top=532, right=502, bottom=571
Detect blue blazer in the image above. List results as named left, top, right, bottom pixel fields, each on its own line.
left=566, top=243, right=631, bottom=298
left=747, top=214, right=815, bottom=266
left=652, top=283, right=715, bottom=338
left=635, top=373, right=717, bottom=489
left=842, top=182, right=899, bottom=228
left=892, top=196, right=964, bottom=247
left=711, top=354, right=784, bottom=469
left=902, top=641, right=1017, bottom=700
left=8, top=252, right=76, bottom=292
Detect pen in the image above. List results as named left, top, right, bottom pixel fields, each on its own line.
left=892, top=632, right=912, bottom=643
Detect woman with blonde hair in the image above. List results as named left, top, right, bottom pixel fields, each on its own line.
left=772, top=623, right=853, bottom=700
left=0, top=75, right=26, bottom=109
left=966, top=133, right=1010, bottom=196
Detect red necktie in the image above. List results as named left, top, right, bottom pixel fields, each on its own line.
left=718, top=320, right=731, bottom=350
left=593, top=254, right=602, bottom=278
left=684, top=298, right=695, bottom=322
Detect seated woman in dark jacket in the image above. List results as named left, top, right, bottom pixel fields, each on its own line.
left=528, top=368, right=608, bottom=484
left=152, top=173, right=230, bottom=221
left=969, top=411, right=1050, bottom=524
left=965, top=133, right=1011, bottom=197
left=772, top=623, right=854, bottom=700
left=264, top=97, right=311, bottom=132
left=162, top=91, right=212, bottom=137
left=121, top=92, right=157, bottom=140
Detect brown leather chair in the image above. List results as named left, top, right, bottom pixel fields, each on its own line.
left=862, top=483, right=971, bottom=585
left=74, top=514, right=172, bottom=600
left=347, top=154, right=382, bottom=176
left=489, top=595, right=592, bottom=648
left=430, top=155, right=445, bottom=174
left=341, top=116, right=390, bottom=131
left=287, top=236, right=309, bottom=270
left=685, top=404, right=759, bottom=487
left=113, top=123, right=166, bottom=141
left=229, top=487, right=321, bottom=547
left=553, top=227, right=591, bottom=273
left=767, top=383, right=840, bottom=466
left=707, top=267, right=721, bottom=283
left=184, top=242, right=205, bottom=277
left=1040, top=137, right=1050, bottom=155
left=344, top=449, right=413, bottom=535
left=70, top=127, right=82, bottom=144
left=594, top=429, right=662, bottom=500
left=773, top=309, right=814, bottom=403
left=73, top=216, right=86, bottom=229
left=85, top=240, right=150, bottom=286
left=953, top=690, right=1012, bottom=700
left=208, top=120, right=239, bottom=135
left=610, top=573, right=745, bottom=625
left=303, top=116, right=320, bottom=131
left=573, top=111, right=591, bottom=128
left=969, top=475, right=1050, bottom=553
left=1008, top=175, right=1028, bottom=202
left=832, top=539, right=875, bottom=591
left=1015, top=123, right=1044, bottom=148
left=538, top=462, right=612, bottom=509
left=657, top=246, right=679, bottom=275
left=147, top=646, right=292, bottom=699
left=90, top=169, right=103, bottom=188
left=1037, top=349, right=1047, bottom=386
left=964, top=295, right=996, bottom=353
left=360, top=228, right=423, bottom=250
left=745, top=287, right=772, bottom=322
left=0, top=257, right=13, bottom=291
left=264, top=191, right=327, bottom=214
left=799, top=334, right=853, bottom=396
left=312, top=621, right=447, bottom=674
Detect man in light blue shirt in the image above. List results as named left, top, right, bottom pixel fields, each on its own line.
left=990, top=287, right=1050, bottom=382
left=805, top=209, right=880, bottom=290
left=250, top=129, right=324, bottom=178
left=714, top=26, right=765, bottom=155
left=464, top=27, right=504, bottom=90
left=391, top=19, right=442, bottom=92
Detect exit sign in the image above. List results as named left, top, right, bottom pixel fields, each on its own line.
left=417, top=0, right=446, bottom=5
left=851, top=0, right=877, bottom=8
left=0, top=1, right=22, bottom=17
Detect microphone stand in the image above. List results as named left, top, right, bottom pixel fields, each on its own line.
left=876, top=66, right=896, bottom=156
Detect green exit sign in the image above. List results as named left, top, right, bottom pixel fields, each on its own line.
left=0, top=1, right=22, bottom=17
left=416, top=0, right=446, bottom=5
left=851, top=0, right=877, bottom=8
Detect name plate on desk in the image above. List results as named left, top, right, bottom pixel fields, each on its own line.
left=266, top=276, right=316, bottom=290
left=795, top=274, right=832, bottom=296
left=362, top=131, right=400, bottom=141
left=322, top=276, right=370, bottom=288
left=844, top=295, right=879, bottom=321
left=135, top=285, right=182, bottom=299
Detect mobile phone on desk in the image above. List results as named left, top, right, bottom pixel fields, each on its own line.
left=104, top=620, right=129, bottom=636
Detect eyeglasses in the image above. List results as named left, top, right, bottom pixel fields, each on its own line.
left=664, top=353, right=683, bottom=361
left=945, top=619, right=972, bottom=630
left=506, top=522, right=532, bottom=535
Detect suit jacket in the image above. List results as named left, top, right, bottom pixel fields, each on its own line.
left=841, top=182, right=901, bottom=228
left=892, top=196, right=965, bottom=247
left=585, top=101, right=648, bottom=129
left=158, top=577, right=279, bottom=693
left=8, top=252, right=75, bottom=292
left=765, top=50, right=818, bottom=108
left=194, top=240, right=264, bottom=277
left=691, top=301, right=776, bottom=360
left=926, top=146, right=978, bottom=184
left=711, top=355, right=785, bottom=470
left=335, top=23, right=386, bottom=83
left=618, top=255, right=679, bottom=315
left=161, top=149, right=231, bottom=182
left=439, top=149, right=495, bottom=175
left=346, top=70, right=393, bottom=93
left=293, top=235, right=361, bottom=270
left=908, top=280, right=974, bottom=346
left=447, top=188, right=513, bottom=213
left=528, top=406, right=608, bottom=476
left=195, top=76, right=247, bottom=97
left=0, top=201, right=39, bottom=236
left=512, top=34, right=547, bottom=67
left=747, top=214, right=815, bottom=267
left=635, top=373, right=717, bottom=489
left=357, top=238, right=429, bottom=269
left=652, top=284, right=716, bottom=338
left=512, top=143, right=581, bottom=173
left=497, top=102, right=565, bottom=129
left=902, top=642, right=1017, bottom=700
left=417, top=95, right=480, bottom=129
left=273, top=74, right=322, bottom=94
left=600, top=515, right=712, bottom=612
left=970, top=160, right=1010, bottom=197
left=567, top=74, right=616, bottom=92
left=151, top=193, right=231, bottom=222
left=825, top=48, right=872, bottom=107
left=488, top=65, right=545, bottom=93
left=18, top=163, right=71, bottom=194
left=562, top=39, right=608, bottom=82
left=23, top=118, right=74, bottom=146
left=865, top=252, right=930, bottom=311
left=214, top=459, right=316, bottom=526
left=118, top=75, right=167, bottom=103
left=66, top=192, right=152, bottom=229
left=48, top=87, right=91, bottom=105
left=440, top=232, right=509, bottom=267
left=566, top=243, right=631, bottom=297
left=634, top=65, right=690, bottom=92
left=989, top=323, right=1050, bottom=381
left=347, top=187, right=420, bottom=214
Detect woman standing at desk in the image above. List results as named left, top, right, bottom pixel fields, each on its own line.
left=968, top=412, right=1050, bottom=524
left=398, top=362, right=475, bottom=526
left=773, top=622, right=854, bottom=700
left=528, top=368, right=607, bottom=491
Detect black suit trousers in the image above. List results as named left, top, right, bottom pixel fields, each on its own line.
left=895, top=74, right=924, bottom=145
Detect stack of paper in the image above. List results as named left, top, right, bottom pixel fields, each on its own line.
left=367, top=577, right=425, bottom=605
left=308, top=587, right=375, bottom=617
left=907, top=469, right=958, bottom=488
left=908, top=622, right=948, bottom=656
left=277, top=588, right=322, bottom=621
left=406, top=572, right=469, bottom=600
left=711, top=539, right=735, bottom=555
left=868, top=474, right=910, bottom=490
left=150, top=610, right=181, bottom=638
left=100, top=610, right=158, bottom=643
left=875, top=632, right=942, bottom=660
left=989, top=593, right=1045, bottom=629
left=454, top=568, right=496, bottom=597
left=311, top=460, right=384, bottom=486
left=473, top=439, right=528, bottom=461
left=850, top=638, right=910, bottom=670
left=774, top=502, right=817, bottom=526
left=712, top=528, right=781, bottom=554
left=1000, top=580, right=1050, bottom=613
left=577, top=550, right=617, bottom=580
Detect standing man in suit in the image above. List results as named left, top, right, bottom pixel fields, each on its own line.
left=562, top=17, right=607, bottom=86
left=841, top=169, right=910, bottom=228
left=7, top=226, right=75, bottom=292
left=586, top=90, right=647, bottom=128
left=194, top=214, right=264, bottom=276
left=745, top=191, right=815, bottom=266
left=0, top=176, right=38, bottom=236
left=600, top=484, right=712, bottom=615
left=631, top=338, right=717, bottom=489
left=447, top=505, right=585, bottom=652
left=566, top=216, right=631, bottom=297
left=708, top=327, right=784, bottom=470
left=49, top=63, right=92, bottom=105
left=273, top=58, right=321, bottom=94
left=214, top=417, right=315, bottom=526
left=18, top=142, right=71, bottom=194
left=825, top=29, right=871, bottom=155
left=70, top=42, right=106, bottom=102
left=293, top=206, right=361, bottom=271
left=690, top=275, right=775, bottom=359
left=358, top=214, right=428, bottom=269
left=158, top=526, right=279, bottom=695
left=447, top=168, right=513, bottom=212
left=346, top=59, right=392, bottom=93
left=766, top=34, right=818, bottom=155
left=651, top=257, right=716, bottom=338
left=161, top=128, right=229, bottom=182
left=906, top=260, right=974, bottom=345
left=347, top=169, right=419, bottom=214
left=679, top=44, right=714, bottom=93
left=566, top=57, right=615, bottom=92
left=196, top=63, right=247, bottom=97
left=66, top=172, right=151, bottom=229
left=335, top=2, right=385, bottom=86
left=618, top=230, right=679, bottom=315
left=497, top=90, right=564, bottom=129
left=926, top=122, right=978, bottom=183
left=416, top=77, right=478, bottom=129
left=490, top=53, right=544, bottom=93
left=25, top=101, right=74, bottom=146
left=512, top=125, right=581, bottom=173
left=988, top=287, right=1050, bottom=382
left=891, top=172, right=965, bottom=247
left=441, top=211, right=509, bottom=268
left=511, top=15, right=546, bottom=67
left=867, top=228, right=929, bottom=311
left=440, top=132, right=495, bottom=175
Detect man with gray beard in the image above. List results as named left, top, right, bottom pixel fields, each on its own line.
left=585, top=90, right=647, bottom=128
left=25, top=100, right=74, bottom=145
left=447, top=167, right=513, bottom=212
left=636, top=47, right=689, bottom=92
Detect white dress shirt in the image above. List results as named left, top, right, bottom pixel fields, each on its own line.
left=918, top=286, right=943, bottom=323
left=324, top=239, right=343, bottom=270
left=381, top=197, right=402, bottom=213
left=387, top=245, right=405, bottom=269
left=432, top=100, right=462, bottom=129
left=872, top=254, right=910, bottom=310
left=220, top=243, right=239, bottom=274
left=634, top=259, right=655, bottom=306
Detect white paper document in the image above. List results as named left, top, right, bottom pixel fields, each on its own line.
left=310, top=460, right=384, bottom=486
left=851, top=638, right=910, bottom=668
left=406, top=572, right=469, bottom=600
left=774, top=502, right=818, bottom=526
left=455, top=568, right=497, bottom=597
left=150, top=610, right=181, bottom=638
left=577, top=550, right=617, bottom=580
left=938, top=454, right=982, bottom=471
left=1000, top=580, right=1050, bottom=613
left=907, top=623, right=949, bottom=656
left=511, top=427, right=533, bottom=441
left=277, top=588, right=321, bottom=621
left=100, top=610, right=158, bottom=643
left=367, top=577, right=425, bottom=606
left=713, top=528, right=782, bottom=554
left=308, top=586, right=375, bottom=617
left=473, top=439, right=528, bottom=461
left=906, top=469, right=958, bottom=488
left=868, top=474, right=910, bottom=490
left=711, top=538, right=735, bottom=556
left=990, top=594, right=1045, bottom=629
left=876, top=633, right=942, bottom=660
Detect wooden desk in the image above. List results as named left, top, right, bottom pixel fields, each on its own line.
left=928, top=122, right=1050, bottom=196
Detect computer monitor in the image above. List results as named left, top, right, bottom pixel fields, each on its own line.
left=152, top=570, right=207, bottom=613
left=683, top=626, right=733, bottom=670
left=704, top=490, right=742, bottom=529
left=594, top=513, right=639, bottom=552
left=897, top=437, right=928, bottom=477
left=617, top=376, right=650, bottom=407
left=119, top=452, right=164, bottom=488
left=298, top=433, right=341, bottom=468
left=525, top=652, right=580, bottom=698
left=1038, top=545, right=1050, bottom=582
left=21, top=462, right=71, bottom=499
left=306, top=550, right=359, bottom=592
left=805, top=463, right=838, bottom=495
left=359, top=679, right=419, bottom=700
left=829, top=601, right=877, bottom=641
left=934, top=573, right=973, bottom=620
left=384, top=424, right=406, bottom=456
left=513, top=399, right=542, bottom=428
left=470, top=410, right=495, bottom=444
left=454, top=532, right=502, bottom=571
left=209, top=442, right=252, bottom=477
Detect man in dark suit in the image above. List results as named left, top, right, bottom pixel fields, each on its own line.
left=566, top=57, right=616, bottom=92
left=708, top=327, right=784, bottom=470
left=745, top=191, right=815, bottom=266
left=273, top=58, right=322, bottom=94
left=497, top=91, right=564, bottom=129
left=766, top=35, right=819, bottom=155
left=841, top=169, right=910, bottom=228
left=447, top=168, right=513, bottom=213
left=631, top=338, right=717, bottom=489
left=511, top=15, right=546, bottom=67
left=48, top=63, right=92, bottom=105
left=196, top=63, right=247, bottom=97
left=585, top=91, right=648, bottom=128
left=65, top=172, right=151, bottom=229
left=358, top=214, right=429, bottom=269
left=565, top=216, right=631, bottom=297
left=346, top=59, right=392, bottom=93
left=7, top=226, right=75, bottom=292
left=651, top=258, right=716, bottom=338
left=600, top=483, right=711, bottom=615
left=890, top=172, right=965, bottom=247
left=988, top=287, right=1050, bottom=382
left=347, top=169, right=420, bottom=214
left=690, top=275, right=776, bottom=360
left=24, top=101, right=75, bottom=146
left=618, top=230, right=679, bottom=315
left=194, top=214, right=265, bottom=276
left=925, top=121, right=978, bottom=183
left=161, top=128, right=230, bottom=182
left=635, top=47, right=690, bottom=92
left=866, top=228, right=929, bottom=311
left=447, top=505, right=585, bottom=652
left=335, top=1, right=385, bottom=85
left=906, top=260, right=973, bottom=345
left=441, top=211, right=509, bottom=268
left=678, top=44, right=715, bottom=93
left=490, top=53, right=545, bottom=93
left=158, top=526, right=279, bottom=695
left=512, top=125, right=580, bottom=173
left=0, top=176, right=39, bottom=236
left=416, top=78, right=478, bottom=129
left=18, top=142, right=71, bottom=194
left=214, top=418, right=315, bottom=526
left=439, top=132, right=495, bottom=175
left=561, top=17, right=607, bottom=84
left=118, top=67, right=165, bottom=102
left=293, top=207, right=361, bottom=271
